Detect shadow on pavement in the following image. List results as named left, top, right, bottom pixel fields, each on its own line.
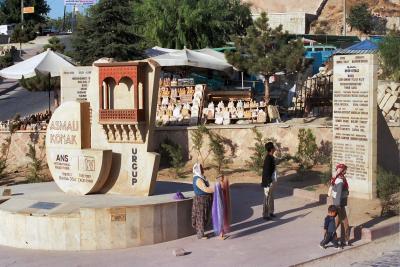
left=230, top=212, right=311, bottom=239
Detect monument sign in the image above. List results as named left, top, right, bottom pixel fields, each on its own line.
left=46, top=101, right=112, bottom=195
left=47, top=61, right=160, bottom=196
left=332, top=54, right=378, bottom=199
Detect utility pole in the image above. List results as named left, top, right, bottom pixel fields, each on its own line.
left=21, top=0, right=24, bottom=25
left=343, top=0, right=347, bottom=36
left=20, top=0, right=24, bottom=57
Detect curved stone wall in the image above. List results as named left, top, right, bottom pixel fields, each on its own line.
left=0, top=185, right=194, bottom=251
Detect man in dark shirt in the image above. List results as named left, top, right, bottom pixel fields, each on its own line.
left=261, top=142, right=276, bottom=220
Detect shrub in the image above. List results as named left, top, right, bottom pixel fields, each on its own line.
left=246, top=128, right=267, bottom=175
left=208, top=132, right=228, bottom=173
left=246, top=128, right=291, bottom=175
left=0, top=50, right=14, bottom=69
left=316, top=140, right=332, bottom=165
left=26, top=132, right=46, bottom=183
left=0, top=130, right=13, bottom=178
left=160, top=139, right=185, bottom=179
left=377, top=167, right=400, bottom=216
left=191, top=125, right=211, bottom=167
left=295, top=128, right=318, bottom=170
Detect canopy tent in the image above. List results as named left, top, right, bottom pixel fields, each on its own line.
left=0, top=48, right=75, bottom=111
left=0, top=49, right=75, bottom=79
left=197, top=48, right=227, bottom=61
left=150, top=48, right=234, bottom=76
left=144, top=46, right=180, bottom=57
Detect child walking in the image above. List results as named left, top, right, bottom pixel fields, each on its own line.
left=212, top=175, right=231, bottom=240
left=320, top=205, right=340, bottom=249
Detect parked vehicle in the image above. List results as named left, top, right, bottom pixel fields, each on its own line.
left=0, top=24, right=15, bottom=36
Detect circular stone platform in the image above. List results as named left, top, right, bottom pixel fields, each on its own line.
left=0, top=182, right=194, bottom=251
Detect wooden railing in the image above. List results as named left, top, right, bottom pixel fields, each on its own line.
left=99, top=109, right=145, bottom=124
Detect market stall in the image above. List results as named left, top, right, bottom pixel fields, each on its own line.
left=156, top=76, right=205, bottom=126
left=150, top=48, right=273, bottom=126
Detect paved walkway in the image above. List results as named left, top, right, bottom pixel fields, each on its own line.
left=352, top=249, right=400, bottom=267
left=0, top=82, right=54, bottom=121
left=0, top=183, right=378, bottom=267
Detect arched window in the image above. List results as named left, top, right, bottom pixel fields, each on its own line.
left=101, top=77, right=116, bottom=109
left=113, top=77, right=135, bottom=109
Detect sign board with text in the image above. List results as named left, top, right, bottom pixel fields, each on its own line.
left=23, top=7, right=35, bottom=14
left=332, top=54, right=378, bottom=199
left=61, top=67, right=92, bottom=103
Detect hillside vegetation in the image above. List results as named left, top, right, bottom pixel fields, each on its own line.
left=310, top=0, right=400, bottom=35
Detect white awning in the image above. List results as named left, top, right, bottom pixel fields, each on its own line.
left=0, top=48, right=75, bottom=79
left=150, top=48, right=234, bottom=75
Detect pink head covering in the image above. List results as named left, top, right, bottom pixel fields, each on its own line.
left=331, top=163, right=349, bottom=189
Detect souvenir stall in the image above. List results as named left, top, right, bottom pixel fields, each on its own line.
left=156, top=76, right=206, bottom=126
left=202, top=90, right=268, bottom=125
left=150, top=48, right=273, bottom=126
left=151, top=49, right=231, bottom=126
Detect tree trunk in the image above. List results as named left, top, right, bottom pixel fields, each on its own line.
left=264, top=78, right=270, bottom=104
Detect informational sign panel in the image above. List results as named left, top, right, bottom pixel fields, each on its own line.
left=23, top=7, right=35, bottom=14
left=64, top=0, right=96, bottom=5
left=332, top=54, right=378, bottom=199
left=61, top=67, right=92, bottom=103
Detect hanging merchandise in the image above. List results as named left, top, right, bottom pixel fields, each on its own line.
left=156, top=75, right=206, bottom=126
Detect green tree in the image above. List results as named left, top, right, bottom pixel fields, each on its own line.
left=10, top=22, right=37, bottom=53
left=190, top=125, right=211, bottom=167
left=19, top=72, right=59, bottom=92
left=226, top=12, right=305, bottom=103
left=0, top=0, right=50, bottom=24
left=26, top=131, right=45, bottom=183
left=377, top=167, right=400, bottom=216
left=246, top=127, right=267, bottom=175
left=208, top=132, right=228, bottom=173
left=0, top=135, right=12, bottom=178
left=47, top=14, right=68, bottom=32
left=347, top=3, right=373, bottom=34
left=136, top=0, right=252, bottom=49
left=72, top=0, right=142, bottom=65
left=43, top=36, right=65, bottom=53
left=295, top=128, right=318, bottom=170
left=379, top=30, right=400, bottom=82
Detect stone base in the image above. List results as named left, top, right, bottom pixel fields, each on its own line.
left=0, top=182, right=194, bottom=251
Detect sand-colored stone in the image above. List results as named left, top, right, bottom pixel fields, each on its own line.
left=333, top=54, right=378, bottom=199
left=383, top=95, right=397, bottom=113
left=0, top=183, right=194, bottom=251
left=46, top=101, right=112, bottom=195
left=85, top=61, right=161, bottom=196
left=379, top=93, right=391, bottom=109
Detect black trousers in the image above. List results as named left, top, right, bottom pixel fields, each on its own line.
left=320, top=232, right=339, bottom=247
